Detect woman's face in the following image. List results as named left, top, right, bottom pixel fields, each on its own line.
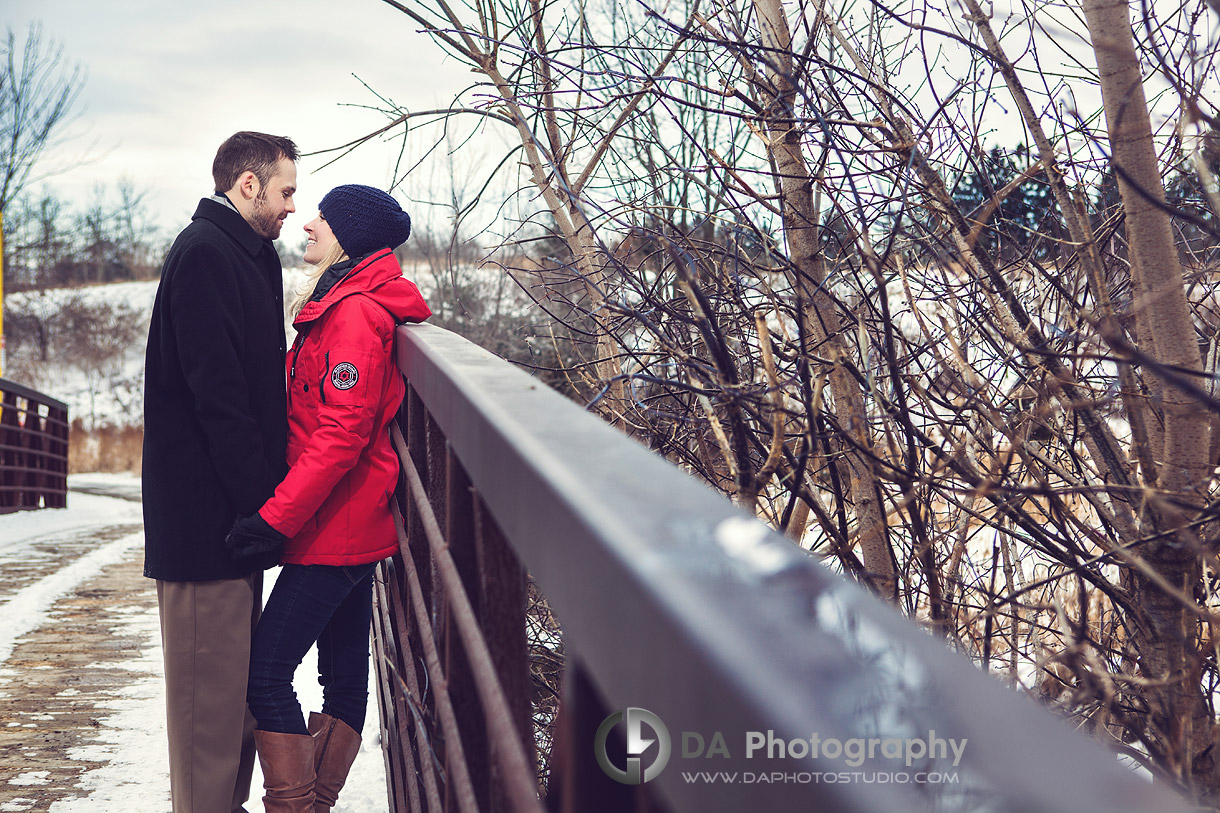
left=303, top=212, right=340, bottom=265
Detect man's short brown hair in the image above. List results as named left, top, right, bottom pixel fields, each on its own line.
left=212, top=132, right=300, bottom=194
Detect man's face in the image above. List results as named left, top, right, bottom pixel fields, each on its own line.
left=249, top=157, right=297, bottom=240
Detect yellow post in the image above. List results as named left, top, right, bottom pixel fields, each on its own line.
left=0, top=210, right=5, bottom=378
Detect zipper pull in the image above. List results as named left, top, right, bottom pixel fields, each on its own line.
left=290, top=333, right=305, bottom=379
left=321, top=350, right=329, bottom=404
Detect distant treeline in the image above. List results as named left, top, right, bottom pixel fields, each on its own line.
left=2, top=181, right=165, bottom=290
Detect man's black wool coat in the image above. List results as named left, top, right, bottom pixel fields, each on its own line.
left=142, top=197, right=289, bottom=581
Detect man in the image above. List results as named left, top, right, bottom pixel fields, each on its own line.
left=143, top=131, right=298, bottom=813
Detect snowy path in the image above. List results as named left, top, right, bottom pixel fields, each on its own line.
left=0, top=475, right=389, bottom=812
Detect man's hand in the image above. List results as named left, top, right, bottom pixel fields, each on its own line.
left=225, top=513, right=287, bottom=570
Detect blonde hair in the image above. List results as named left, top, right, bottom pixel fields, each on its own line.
left=290, top=241, right=349, bottom=317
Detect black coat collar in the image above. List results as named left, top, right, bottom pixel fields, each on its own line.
left=192, top=197, right=273, bottom=258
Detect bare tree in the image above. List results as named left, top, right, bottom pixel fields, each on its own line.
left=358, top=0, right=1220, bottom=800
left=1080, top=0, right=1215, bottom=786
left=56, top=294, right=143, bottom=426
left=3, top=180, right=161, bottom=289
left=0, top=21, right=87, bottom=215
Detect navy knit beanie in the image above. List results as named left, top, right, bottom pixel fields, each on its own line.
left=318, top=184, right=412, bottom=257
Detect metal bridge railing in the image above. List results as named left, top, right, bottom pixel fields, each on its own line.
left=0, top=377, right=68, bottom=513
left=371, top=323, right=1189, bottom=813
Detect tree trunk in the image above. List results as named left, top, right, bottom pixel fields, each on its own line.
left=1082, top=0, right=1214, bottom=795
left=751, top=0, right=896, bottom=600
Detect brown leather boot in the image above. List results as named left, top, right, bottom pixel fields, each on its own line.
left=308, top=712, right=362, bottom=811
left=254, top=730, right=317, bottom=812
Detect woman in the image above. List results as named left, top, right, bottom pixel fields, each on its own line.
left=226, top=184, right=431, bottom=812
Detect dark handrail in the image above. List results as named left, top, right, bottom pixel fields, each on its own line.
left=371, top=323, right=1188, bottom=813
left=0, top=377, right=69, bottom=513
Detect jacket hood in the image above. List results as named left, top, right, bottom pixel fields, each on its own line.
left=294, top=249, right=429, bottom=326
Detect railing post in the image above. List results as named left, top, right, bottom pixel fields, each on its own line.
left=0, top=389, right=13, bottom=511
left=472, top=495, right=532, bottom=812
left=15, top=397, right=30, bottom=507
left=422, top=408, right=458, bottom=809
left=546, top=657, right=667, bottom=813
left=445, top=448, right=491, bottom=811
left=32, top=407, right=46, bottom=505
left=0, top=388, right=21, bottom=510
left=403, top=383, right=435, bottom=804
left=46, top=401, right=69, bottom=508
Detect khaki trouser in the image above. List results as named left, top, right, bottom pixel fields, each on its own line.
left=157, top=574, right=262, bottom=813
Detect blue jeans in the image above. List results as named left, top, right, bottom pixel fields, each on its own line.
left=247, top=562, right=378, bottom=735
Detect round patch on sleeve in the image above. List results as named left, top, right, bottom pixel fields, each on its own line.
left=331, top=362, right=359, bottom=390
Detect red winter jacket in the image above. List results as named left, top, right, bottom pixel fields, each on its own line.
left=259, top=249, right=430, bottom=565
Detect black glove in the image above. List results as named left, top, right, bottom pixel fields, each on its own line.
left=226, top=512, right=287, bottom=570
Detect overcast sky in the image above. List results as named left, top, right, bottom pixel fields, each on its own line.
left=9, top=0, right=1206, bottom=251
left=7, top=0, right=475, bottom=246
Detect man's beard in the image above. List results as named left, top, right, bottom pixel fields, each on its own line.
left=250, top=193, right=283, bottom=239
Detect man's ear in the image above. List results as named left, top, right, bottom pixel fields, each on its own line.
left=236, top=170, right=261, bottom=201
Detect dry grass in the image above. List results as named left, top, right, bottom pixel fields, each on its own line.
left=68, top=420, right=142, bottom=474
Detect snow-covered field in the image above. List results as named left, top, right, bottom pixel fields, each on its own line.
left=3, top=263, right=453, bottom=431
left=1, top=475, right=388, bottom=812
left=5, top=281, right=159, bottom=429
left=5, top=272, right=313, bottom=430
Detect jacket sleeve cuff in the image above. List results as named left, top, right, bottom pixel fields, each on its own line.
left=258, top=507, right=293, bottom=538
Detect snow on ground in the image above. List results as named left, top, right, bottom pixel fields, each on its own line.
left=0, top=488, right=143, bottom=674
left=6, top=271, right=311, bottom=430
left=2, top=476, right=388, bottom=812
left=0, top=480, right=142, bottom=557
left=6, top=281, right=159, bottom=430
left=0, top=525, right=145, bottom=684
left=46, top=600, right=169, bottom=813
left=5, top=263, right=479, bottom=432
